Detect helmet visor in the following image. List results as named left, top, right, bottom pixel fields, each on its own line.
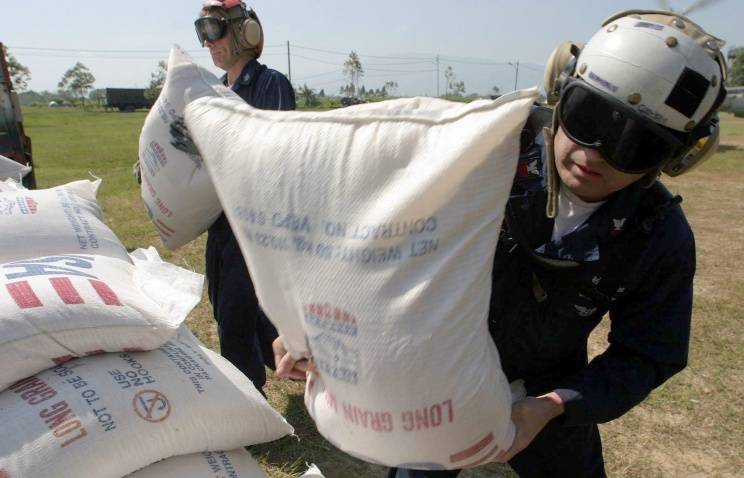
left=558, top=79, right=686, bottom=173
left=195, top=16, right=228, bottom=45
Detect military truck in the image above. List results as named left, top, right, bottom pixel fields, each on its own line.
left=105, top=88, right=154, bottom=112
left=0, top=41, right=35, bottom=188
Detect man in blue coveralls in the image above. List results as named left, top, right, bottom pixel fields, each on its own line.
left=174, top=0, right=295, bottom=394
left=274, top=9, right=727, bottom=477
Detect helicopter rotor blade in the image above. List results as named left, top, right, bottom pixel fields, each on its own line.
left=657, top=0, right=674, bottom=11
left=681, top=0, right=722, bottom=15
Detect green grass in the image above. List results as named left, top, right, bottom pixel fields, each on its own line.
left=20, top=106, right=744, bottom=478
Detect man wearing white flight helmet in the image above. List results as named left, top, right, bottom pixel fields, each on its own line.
left=386, top=9, right=727, bottom=478
left=173, top=0, right=295, bottom=394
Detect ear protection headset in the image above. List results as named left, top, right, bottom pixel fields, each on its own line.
left=231, top=3, right=263, bottom=54
left=543, top=41, right=583, bottom=107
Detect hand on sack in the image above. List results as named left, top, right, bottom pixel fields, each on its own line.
left=272, top=335, right=315, bottom=380
left=169, top=116, right=201, bottom=157
left=494, top=392, right=565, bottom=463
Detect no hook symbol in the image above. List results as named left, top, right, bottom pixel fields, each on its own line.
left=133, top=390, right=171, bottom=423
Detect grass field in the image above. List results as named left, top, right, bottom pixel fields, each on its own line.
left=21, top=107, right=744, bottom=478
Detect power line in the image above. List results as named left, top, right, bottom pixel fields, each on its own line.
left=11, top=42, right=542, bottom=94
left=292, top=53, right=342, bottom=66
left=9, top=44, right=542, bottom=70
left=7, top=44, right=285, bottom=53
left=292, top=44, right=434, bottom=61
left=366, top=67, right=437, bottom=73
left=439, top=58, right=511, bottom=66
left=292, top=53, right=436, bottom=73
left=520, top=64, right=545, bottom=74
left=294, top=69, right=342, bottom=81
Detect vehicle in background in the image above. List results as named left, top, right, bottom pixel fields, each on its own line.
left=105, top=88, right=154, bottom=112
left=0, top=41, right=35, bottom=188
left=340, top=96, right=366, bottom=107
left=721, top=86, right=744, bottom=118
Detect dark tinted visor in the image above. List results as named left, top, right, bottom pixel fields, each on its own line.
left=195, top=16, right=228, bottom=45
left=558, top=80, right=686, bottom=173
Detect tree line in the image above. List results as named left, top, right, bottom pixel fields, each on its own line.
left=7, top=46, right=744, bottom=109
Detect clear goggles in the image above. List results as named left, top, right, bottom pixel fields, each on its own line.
left=195, top=16, right=233, bottom=45
left=557, top=79, right=687, bottom=174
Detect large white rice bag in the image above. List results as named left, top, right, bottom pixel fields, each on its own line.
left=0, top=154, right=30, bottom=182
left=0, top=179, right=131, bottom=263
left=138, top=45, right=240, bottom=249
left=0, top=327, right=293, bottom=478
left=0, top=246, right=203, bottom=392
left=185, top=90, right=537, bottom=469
left=127, top=449, right=267, bottom=478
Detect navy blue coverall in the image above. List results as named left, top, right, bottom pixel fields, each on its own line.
left=206, top=58, right=295, bottom=391
left=390, top=108, right=695, bottom=477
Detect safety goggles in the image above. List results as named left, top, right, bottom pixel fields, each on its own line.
left=195, top=16, right=233, bottom=45
left=557, top=79, right=686, bottom=174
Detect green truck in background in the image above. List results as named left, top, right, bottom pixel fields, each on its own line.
left=105, top=88, right=154, bottom=112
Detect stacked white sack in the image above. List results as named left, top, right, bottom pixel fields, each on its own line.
left=185, top=90, right=537, bottom=468
left=0, top=247, right=203, bottom=391
left=0, top=179, right=131, bottom=263
left=300, top=464, right=325, bottom=477
left=0, top=327, right=293, bottom=478
left=0, top=154, right=31, bottom=182
left=127, top=449, right=268, bottom=478
left=138, top=45, right=240, bottom=249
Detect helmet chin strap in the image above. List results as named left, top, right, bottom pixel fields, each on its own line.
left=545, top=107, right=561, bottom=219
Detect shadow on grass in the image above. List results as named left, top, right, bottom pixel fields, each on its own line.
left=251, top=390, right=387, bottom=478
left=717, top=143, right=744, bottom=154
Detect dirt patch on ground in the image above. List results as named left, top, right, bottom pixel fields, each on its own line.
left=588, top=154, right=744, bottom=477
left=719, top=136, right=744, bottom=147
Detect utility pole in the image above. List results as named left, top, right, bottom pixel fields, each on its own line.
left=287, top=40, right=292, bottom=84
left=508, top=60, right=520, bottom=91
left=436, top=55, right=440, bottom=97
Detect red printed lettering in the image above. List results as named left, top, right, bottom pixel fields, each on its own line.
left=39, top=401, right=68, bottom=419
left=462, top=445, right=500, bottom=468
left=402, top=399, right=454, bottom=432
left=89, top=280, right=122, bottom=306
left=325, top=392, right=338, bottom=413
left=10, top=377, right=57, bottom=405
left=59, top=423, right=88, bottom=448
left=49, top=277, right=84, bottom=305
left=449, top=432, right=494, bottom=464
left=341, top=402, right=393, bottom=432
left=52, top=355, right=74, bottom=365
left=37, top=399, right=88, bottom=448
left=44, top=409, right=74, bottom=429
left=6, top=281, right=42, bottom=309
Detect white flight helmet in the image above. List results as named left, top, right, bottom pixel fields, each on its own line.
left=578, top=11, right=725, bottom=135
left=544, top=10, right=727, bottom=182
left=541, top=10, right=727, bottom=217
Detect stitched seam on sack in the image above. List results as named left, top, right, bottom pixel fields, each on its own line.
left=0, top=324, right=167, bottom=348
left=198, top=88, right=539, bottom=126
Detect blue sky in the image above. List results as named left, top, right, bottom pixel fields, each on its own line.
left=4, top=0, right=740, bottom=96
